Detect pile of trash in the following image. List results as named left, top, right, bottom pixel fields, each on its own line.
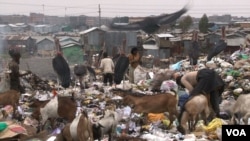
left=0, top=48, right=249, bottom=141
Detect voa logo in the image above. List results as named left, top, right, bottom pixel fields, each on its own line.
left=226, top=129, right=246, bottom=136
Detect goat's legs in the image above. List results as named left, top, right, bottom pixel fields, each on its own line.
left=178, top=111, right=189, bottom=134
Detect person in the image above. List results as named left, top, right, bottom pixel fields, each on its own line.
left=128, top=47, right=140, bottom=83
left=189, top=30, right=200, bottom=66
left=8, top=49, right=30, bottom=93
left=99, top=52, right=114, bottom=86
left=173, top=68, right=225, bottom=118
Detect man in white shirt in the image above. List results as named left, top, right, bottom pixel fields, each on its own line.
left=100, top=52, right=115, bottom=86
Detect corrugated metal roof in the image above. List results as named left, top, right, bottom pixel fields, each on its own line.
left=8, top=23, right=27, bottom=27
left=4, top=35, right=30, bottom=40
left=155, top=33, right=174, bottom=38
left=62, top=43, right=81, bottom=48
left=61, top=41, right=80, bottom=47
left=79, top=27, right=104, bottom=35
left=170, top=36, right=182, bottom=42
left=182, top=33, right=205, bottom=41
left=144, top=38, right=156, bottom=44
left=33, top=36, right=54, bottom=43
left=0, top=24, right=8, bottom=27
left=226, top=38, right=245, bottom=46
left=226, top=34, right=243, bottom=38
left=59, top=36, right=80, bottom=42
left=143, top=44, right=159, bottom=50
left=34, top=25, right=49, bottom=27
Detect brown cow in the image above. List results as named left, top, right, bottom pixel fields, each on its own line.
left=56, top=111, right=94, bottom=141
left=0, top=90, right=20, bottom=118
left=113, top=89, right=178, bottom=128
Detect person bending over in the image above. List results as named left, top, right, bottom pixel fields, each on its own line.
left=173, top=68, right=225, bottom=118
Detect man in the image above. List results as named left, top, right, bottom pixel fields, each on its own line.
left=8, top=49, right=30, bottom=93
left=128, top=47, right=140, bottom=83
left=100, top=52, right=114, bottom=86
left=173, top=68, right=225, bottom=118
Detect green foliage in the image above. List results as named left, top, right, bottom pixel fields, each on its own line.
left=199, top=14, right=209, bottom=33
left=179, top=15, right=193, bottom=32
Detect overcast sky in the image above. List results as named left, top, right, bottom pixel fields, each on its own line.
left=0, top=0, right=249, bottom=18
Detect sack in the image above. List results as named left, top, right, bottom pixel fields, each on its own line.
left=134, top=65, right=148, bottom=84
left=160, top=80, right=178, bottom=93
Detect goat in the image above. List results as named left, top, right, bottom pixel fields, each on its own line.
left=113, top=89, right=178, bottom=128
left=177, top=94, right=211, bottom=134
left=0, top=90, right=20, bottom=118
left=219, top=97, right=236, bottom=120
left=29, top=94, right=77, bottom=131
left=233, top=59, right=250, bottom=69
left=230, top=94, right=250, bottom=125
left=56, top=110, right=94, bottom=141
left=92, top=110, right=122, bottom=141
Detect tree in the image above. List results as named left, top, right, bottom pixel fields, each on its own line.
left=179, top=15, right=193, bottom=33
left=199, top=14, right=209, bottom=33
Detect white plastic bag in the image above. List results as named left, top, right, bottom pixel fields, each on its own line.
left=134, top=65, right=147, bottom=84
left=160, top=80, right=178, bottom=93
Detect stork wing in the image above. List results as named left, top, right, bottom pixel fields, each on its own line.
left=110, top=2, right=190, bottom=34
left=158, top=4, right=189, bottom=25
left=52, top=54, right=71, bottom=88
left=74, top=65, right=87, bottom=76
left=189, top=41, right=200, bottom=59
left=207, top=40, right=227, bottom=61
left=114, top=56, right=129, bottom=84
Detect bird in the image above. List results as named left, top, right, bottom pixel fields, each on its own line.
left=52, top=53, right=71, bottom=88
left=189, top=30, right=200, bottom=66
left=109, top=2, right=190, bottom=34
left=207, top=26, right=227, bottom=61
left=114, top=54, right=129, bottom=85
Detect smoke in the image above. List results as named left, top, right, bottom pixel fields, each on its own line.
left=0, top=37, right=3, bottom=71
left=0, top=29, right=9, bottom=72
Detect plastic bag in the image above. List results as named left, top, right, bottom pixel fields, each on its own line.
left=0, top=122, right=7, bottom=132
left=170, top=61, right=182, bottom=71
left=203, top=118, right=223, bottom=133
